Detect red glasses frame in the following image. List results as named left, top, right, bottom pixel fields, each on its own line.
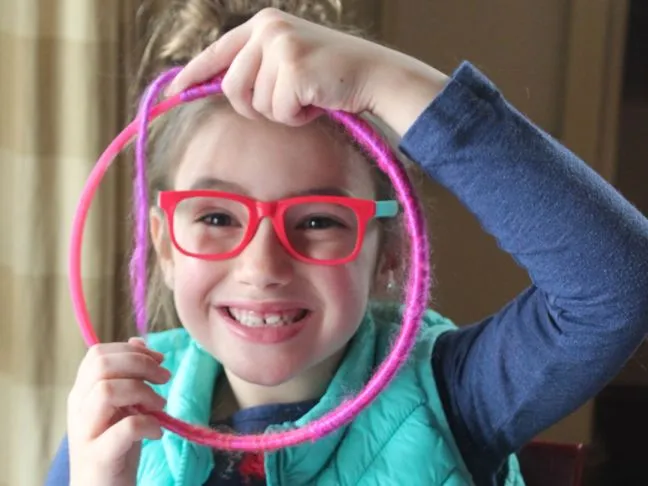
left=158, top=190, right=399, bottom=265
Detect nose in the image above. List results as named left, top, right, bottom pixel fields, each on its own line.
left=233, top=219, right=294, bottom=289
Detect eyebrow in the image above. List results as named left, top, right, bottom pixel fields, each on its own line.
left=187, top=176, right=354, bottom=198
left=189, top=176, right=244, bottom=192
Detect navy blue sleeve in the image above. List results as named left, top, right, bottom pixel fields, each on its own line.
left=43, top=436, right=70, bottom=486
left=398, top=62, right=648, bottom=474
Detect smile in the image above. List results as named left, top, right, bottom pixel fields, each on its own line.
left=217, top=304, right=312, bottom=344
left=226, top=307, right=309, bottom=327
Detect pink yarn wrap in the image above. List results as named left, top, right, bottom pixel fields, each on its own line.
left=68, top=68, right=431, bottom=451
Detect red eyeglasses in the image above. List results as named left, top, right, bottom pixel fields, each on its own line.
left=157, top=190, right=399, bottom=265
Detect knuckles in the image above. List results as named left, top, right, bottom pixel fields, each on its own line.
left=92, top=354, right=113, bottom=378
left=254, top=10, right=310, bottom=63
left=122, top=415, right=141, bottom=436
left=97, top=379, right=117, bottom=402
left=254, top=7, right=288, bottom=25
left=86, top=343, right=107, bottom=361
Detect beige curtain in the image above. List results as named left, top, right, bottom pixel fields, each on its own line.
left=0, top=1, right=136, bottom=485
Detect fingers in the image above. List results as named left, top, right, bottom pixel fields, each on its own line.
left=86, top=341, right=164, bottom=364
left=82, top=378, right=167, bottom=439
left=73, top=344, right=169, bottom=401
left=93, top=414, right=163, bottom=462
left=128, top=337, right=150, bottom=350
left=272, top=67, right=322, bottom=126
left=221, top=40, right=263, bottom=120
left=68, top=341, right=170, bottom=440
left=270, top=65, right=302, bottom=126
left=66, top=341, right=170, bottom=480
left=250, top=51, right=277, bottom=118
left=167, top=20, right=252, bottom=96
left=128, top=337, right=146, bottom=346
left=164, top=8, right=334, bottom=125
left=66, top=341, right=171, bottom=482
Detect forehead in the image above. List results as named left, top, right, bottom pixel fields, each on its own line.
left=172, top=108, right=375, bottom=200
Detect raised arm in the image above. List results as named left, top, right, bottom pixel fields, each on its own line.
left=398, top=61, right=648, bottom=475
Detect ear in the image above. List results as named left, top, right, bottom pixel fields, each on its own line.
left=150, top=207, right=175, bottom=290
left=372, top=249, right=398, bottom=297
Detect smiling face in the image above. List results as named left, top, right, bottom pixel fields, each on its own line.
left=150, top=107, right=383, bottom=389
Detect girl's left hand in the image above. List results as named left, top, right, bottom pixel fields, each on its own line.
left=166, top=8, right=448, bottom=136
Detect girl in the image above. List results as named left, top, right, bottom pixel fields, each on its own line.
left=46, top=2, right=648, bottom=485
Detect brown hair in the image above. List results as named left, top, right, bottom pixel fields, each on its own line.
left=133, top=1, right=414, bottom=330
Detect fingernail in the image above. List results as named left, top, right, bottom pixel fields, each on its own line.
left=165, top=83, right=178, bottom=98
left=147, top=349, right=165, bottom=361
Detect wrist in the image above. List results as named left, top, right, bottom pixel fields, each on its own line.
left=368, top=54, right=449, bottom=137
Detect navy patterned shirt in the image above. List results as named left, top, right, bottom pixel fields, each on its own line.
left=205, top=400, right=316, bottom=485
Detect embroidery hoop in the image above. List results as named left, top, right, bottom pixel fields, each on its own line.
left=68, top=68, right=431, bottom=451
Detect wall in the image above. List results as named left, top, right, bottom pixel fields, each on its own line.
left=609, top=0, right=648, bottom=387
left=376, top=0, right=596, bottom=443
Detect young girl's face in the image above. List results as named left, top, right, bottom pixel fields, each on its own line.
left=152, top=108, right=382, bottom=387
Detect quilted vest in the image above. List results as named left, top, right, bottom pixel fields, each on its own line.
left=137, top=305, right=525, bottom=485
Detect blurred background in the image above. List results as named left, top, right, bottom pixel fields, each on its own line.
left=0, top=1, right=646, bottom=485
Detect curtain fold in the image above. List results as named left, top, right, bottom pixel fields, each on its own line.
left=0, top=2, right=136, bottom=484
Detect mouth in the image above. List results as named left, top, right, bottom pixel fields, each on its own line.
left=222, top=306, right=310, bottom=327
left=217, top=304, right=311, bottom=344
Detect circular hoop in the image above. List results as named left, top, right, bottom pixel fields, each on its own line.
left=68, top=70, right=431, bottom=451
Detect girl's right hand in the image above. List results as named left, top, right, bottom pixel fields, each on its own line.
left=67, top=338, right=170, bottom=486
left=166, top=8, right=448, bottom=137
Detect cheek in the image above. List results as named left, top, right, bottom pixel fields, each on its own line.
left=171, top=253, right=226, bottom=320
left=321, top=230, right=380, bottom=309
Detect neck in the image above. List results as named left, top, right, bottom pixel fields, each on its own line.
left=214, top=347, right=346, bottom=418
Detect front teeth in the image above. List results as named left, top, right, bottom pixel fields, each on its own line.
left=264, top=314, right=282, bottom=325
left=235, top=310, right=265, bottom=327
left=228, top=308, right=301, bottom=327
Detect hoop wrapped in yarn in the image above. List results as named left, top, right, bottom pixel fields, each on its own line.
left=68, top=67, right=431, bottom=451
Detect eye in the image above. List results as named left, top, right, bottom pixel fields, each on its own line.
left=197, top=212, right=239, bottom=227
left=297, top=216, right=346, bottom=230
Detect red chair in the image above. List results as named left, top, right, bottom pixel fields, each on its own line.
left=518, top=441, right=586, bottom=486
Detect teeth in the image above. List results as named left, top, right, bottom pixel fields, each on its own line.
left=265, top=314, right=282, bottom=325
left=227, top=308, right=306, bottom=327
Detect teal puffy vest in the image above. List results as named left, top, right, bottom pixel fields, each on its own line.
left=137, top=306, right=525, bottom=485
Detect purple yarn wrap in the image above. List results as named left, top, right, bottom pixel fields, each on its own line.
left=130, top=71, right=227, bottom=336
left=130, top=68, right=180, bottom=336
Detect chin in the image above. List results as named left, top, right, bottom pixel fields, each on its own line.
left=219, top=348, right=311, bottom=386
